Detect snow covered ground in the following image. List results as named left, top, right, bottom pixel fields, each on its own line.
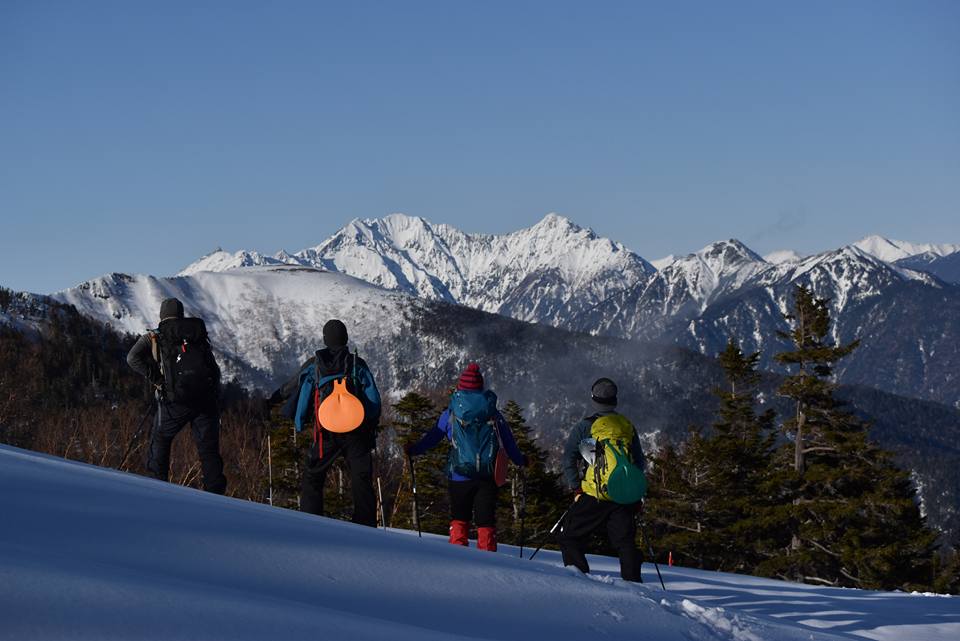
left=1, top=445, right=957, bottom=641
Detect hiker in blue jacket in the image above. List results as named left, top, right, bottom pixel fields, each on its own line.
left=405, top=363, right=527, bottom=551
left=274, top=319, right=382, bottom=526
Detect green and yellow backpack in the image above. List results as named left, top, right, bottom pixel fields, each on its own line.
left=581, top=414, right=647, bottom=504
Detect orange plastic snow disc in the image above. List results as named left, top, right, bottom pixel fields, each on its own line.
left=317, top=379, right=365, bottom=433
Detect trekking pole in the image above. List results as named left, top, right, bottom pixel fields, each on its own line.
left=638, top=517, right=667, bottom=591
left=117, top=401, right=157, bottom=470
left=518, top=469, right=527, bottom=558
left=267, top=433, right=274, bottom=506
left=407, top=454, right=422, bottom=538
left=529, top=507, right=570, bottom=561
left=377, top=477, right=386, bottom=530
left=373, top=444, right=386, bottom=529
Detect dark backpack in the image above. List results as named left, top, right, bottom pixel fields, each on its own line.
left=156, top=318, right=219, bottom=405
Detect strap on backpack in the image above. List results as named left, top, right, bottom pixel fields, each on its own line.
left=313, top=386, right=323, bottom=460
left=149, top=331, right=162, bottom=373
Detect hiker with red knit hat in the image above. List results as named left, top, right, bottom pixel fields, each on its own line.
left=405, top=363, right=527, bottom=551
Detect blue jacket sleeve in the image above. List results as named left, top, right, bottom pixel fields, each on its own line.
left=494, top=412, right=526, bottom=466
left=293, top=367, right=316, bottom=433
left=408, top=410, right=450, bottom=456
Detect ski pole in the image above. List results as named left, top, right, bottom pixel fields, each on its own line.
left=374, top=444, right=386, bottom=529
left=267, top=433, right=273, bottom=506
left=117, top=401, right=156, bottom=470
left=377, top=476, right=386, bottom=530
left=529, top=507, right=570, bottom=561
left=638, top=517, right=667, bottom=591
left=518, top=469, right=527, bottom=558
left=408, top=454, right=422, bottom=538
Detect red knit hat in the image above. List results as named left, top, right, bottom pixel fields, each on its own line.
left=457, top=363, right=484, bottom=391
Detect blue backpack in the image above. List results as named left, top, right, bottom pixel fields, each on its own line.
left=446, top=390, right=500, bottom=480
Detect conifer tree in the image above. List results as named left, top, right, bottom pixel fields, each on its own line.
left=266, top=409, right=311, bottom=510
left=933, top=546, right=960, bottom=595
left=701, top=341, right=777, bottom=572
left=496, top=400, right=567, bottom=549
left=644, top=430, right=714, bottom=568
left=391, top=391, right=448, bottom=534
left=761, top=285, right=937, bottom=590
left=647, top=343, right=777, bottom=571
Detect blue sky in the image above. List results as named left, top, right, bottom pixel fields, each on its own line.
left=2, top=1, right=958, bottom=293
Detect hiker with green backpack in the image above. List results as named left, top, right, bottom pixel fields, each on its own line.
left=559, top=378, right=647, bottom=582
left=405, top=363, right=527, bottom=552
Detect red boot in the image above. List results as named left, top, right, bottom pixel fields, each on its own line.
left=478, top=526, right=497, bottom=552
left=449, top=519, right=469, bottom=546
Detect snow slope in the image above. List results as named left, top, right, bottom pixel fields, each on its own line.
left=2, top=445, right=956, bottom=641
left=53, top=266, right=425, bottom=390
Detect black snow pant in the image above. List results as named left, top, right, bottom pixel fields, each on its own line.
left=558, top=494, right=642, bottom=582
left=301, top=430, right=377, bottom=527
left=147, top=398, right=227, bottom=495
left=449, top=478, right=498, bottom=527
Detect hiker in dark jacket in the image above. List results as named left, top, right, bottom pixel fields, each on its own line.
left=559, top=377, right=646, bottom=582
left=277, top=319, right=381, bottom=526
left=126, top=297, right=227, bottom=494
left=406, top=363, right=527, bottom=552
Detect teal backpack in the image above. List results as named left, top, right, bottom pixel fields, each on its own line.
left=446, top=390, right=500, bottom=480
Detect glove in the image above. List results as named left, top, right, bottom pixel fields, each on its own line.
left=403, top=443, right=416, bottom=457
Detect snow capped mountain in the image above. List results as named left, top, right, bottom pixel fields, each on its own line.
left=65, top=214, right=960, bottom=407
left=853, top=235, right=960, bottom=263
left=748, top=245, right=929, bottom=313
left=573, top=239, right=769, bottom=340
left=57, top=267, right=417, bottom=389
left=178, top=248, right=287, bottom=276
left=178, top=213, right=655, bottom=327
